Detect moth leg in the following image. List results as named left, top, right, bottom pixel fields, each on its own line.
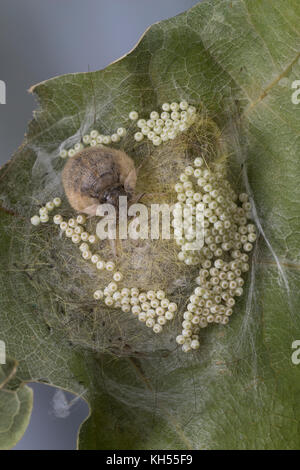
left=131, top=192, right=146, bottom=204
left=82, top=203, right=99, bottom=216
left=124, top=168, right=137, bottom=193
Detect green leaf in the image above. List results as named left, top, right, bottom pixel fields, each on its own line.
left=0, top=359, right=33, bottom=450
left=1, top=0, right=300, bottom=449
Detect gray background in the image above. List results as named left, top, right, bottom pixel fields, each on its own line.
left=0, top=0, right=199, bottom=450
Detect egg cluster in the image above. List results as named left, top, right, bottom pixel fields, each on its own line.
left=54, top=214, right=98, bottom=245
left=33, top=100, right=257, bottom=353
left=30, top=197, right=62, bottom=225
left=173, top=157, right=257, bottom=352
left=31, top=207, right=178, bottom=335
left=60, top=100, right=196, bottom=158
left=94, top=287, right=178, bottom=334
left=131, top=101, right=197, bottom=145
left=60, top=127, right=127, bottom=159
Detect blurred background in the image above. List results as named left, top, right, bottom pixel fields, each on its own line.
left=0, top=0, right=199, bottom=450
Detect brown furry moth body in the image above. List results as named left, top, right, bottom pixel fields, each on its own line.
left=62, top=146, right=137, bottom=216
